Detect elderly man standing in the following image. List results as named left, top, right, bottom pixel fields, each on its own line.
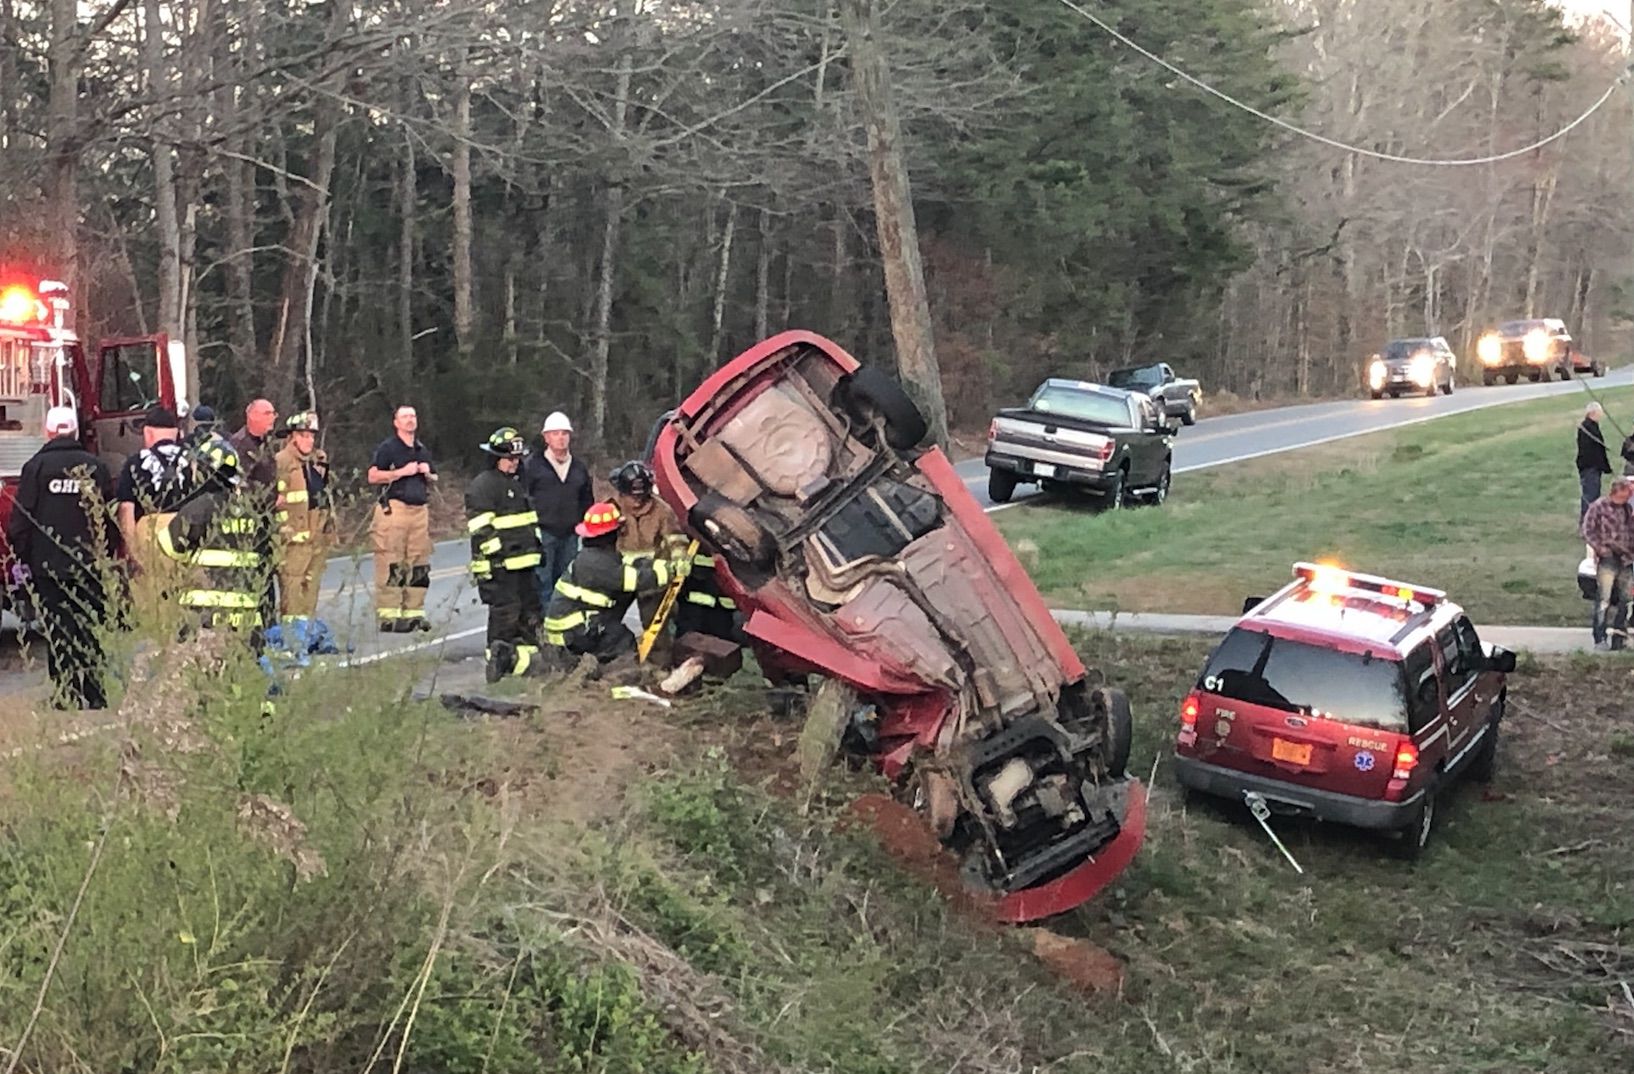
left=231, top=398, right=280, bottom=625
left=366, top=404, right=437, bottom=632
left=522, top=411, right=592, bottom=605
left=1576, top=402, right=1613, bottom=522
left=1581, top=476, right=1634, bottom=651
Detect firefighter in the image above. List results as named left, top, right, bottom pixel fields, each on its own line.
left=273, top=411, right=332, bottom=634
left=610, top=460, right=688, bottom=660
left=4, top=406, right=117, bottom=709
left=156, top=438, right=271, bottom=645
left=366, top=405, right=437, bottom=632
left=672, top=551, right=741, bottom=644
left=542, top=501, right=685, bottom=667
left=465, top=427, right=545, bottom=682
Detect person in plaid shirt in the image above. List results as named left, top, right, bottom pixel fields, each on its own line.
left=1580, top=476, right=1634, bottom=650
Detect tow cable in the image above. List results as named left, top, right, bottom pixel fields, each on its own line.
left=1242, top=791, right=1304, bottom=874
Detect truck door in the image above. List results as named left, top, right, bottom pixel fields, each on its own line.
left=1432, top=621, right=1481, bottom=764
left=91, top=335, right=186, bottom=471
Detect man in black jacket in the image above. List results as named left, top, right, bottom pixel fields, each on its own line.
left=466, top=427, right=545, bottom=682
left=1578, top=402, right=1613, bottom=522
left=5, top=406, right=117, bottom=708
left=522, top=411, right=593, bottom=608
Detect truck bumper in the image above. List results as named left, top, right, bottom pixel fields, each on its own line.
left=984, top=449, right=1115, bottom=492
left=1172, top=754, right=1423, bottom=831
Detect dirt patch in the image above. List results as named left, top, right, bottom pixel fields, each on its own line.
left=1026, top=928, right=1125, bottom=996
left=845, top=794, right=1001, bottom=920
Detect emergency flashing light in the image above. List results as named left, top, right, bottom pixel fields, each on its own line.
left=1292, top=561, right=1444, bottom=608
left=0, top=285, right=47, bottom=326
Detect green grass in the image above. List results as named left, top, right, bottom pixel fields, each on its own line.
left=997, top=387, right=1634, bottom=626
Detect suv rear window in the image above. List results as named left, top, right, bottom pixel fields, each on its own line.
left=1198, top=628, right=1409, bottom=732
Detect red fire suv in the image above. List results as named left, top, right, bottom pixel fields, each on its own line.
left=1172, top=563, right=1516, bottom=859
left=0, top=277, right=185, bottom=603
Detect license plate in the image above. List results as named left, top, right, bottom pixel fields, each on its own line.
left=1271, top=738, right=1313, bottom=766
left=1033, top=462, right=1056, bottom=478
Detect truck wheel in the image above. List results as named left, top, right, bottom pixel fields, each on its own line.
left=987, top=469, right=1016, bottom=504
left=1595, top=362, right=1608, bottom=378
left=1148, top=463, right=1171, bottom=506
left=1440, top=376, right=1454, bottom=396
left=1505, top=373, right=1518, bottom=385
left=1180, top=403, right=1197, bottom=427
left=1423, top=381, right=1437, bottom=398
left=1089, top=686, right=1133, bottom=779
left=1101, top=467, right=1127, bottom=511
left=840, top=366, right=928, bottom=451
left=690, top=493, right=776, bottom=576
left=1369, top=389, right=1385, bottom=400
left=1482, top=373, right=1495, bottom=387
left=1388, top=787, right=1436, bottom=861
left=1528, top=370, right=1542, bottom=383
left=1559, top=364, right=1572, bottom=381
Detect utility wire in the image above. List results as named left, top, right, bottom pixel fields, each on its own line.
left=1052, top=0, right=1627, bottom=167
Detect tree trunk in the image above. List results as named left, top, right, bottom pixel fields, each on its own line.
left=46, top=0, right=80, bottom=295
left=755, top=206, right=771, bottom=339
left=398, top=129, right=416, bottom=376
left=222, top=0, right=257, bottom=375
left=0, top=0, right=16, bottom=149
left=452, top=53, right=475, bottom=358
left=708, top=200, right=738, bottom=362
left=839, top=0, right=947, bottom=447
left=1523, top=168, right=1558, bottom=316
left=589, top=52, right=633, bottom=449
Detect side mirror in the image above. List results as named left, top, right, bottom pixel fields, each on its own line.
left=1488, top=647, right=1517, bottom=674
left=1241, top=595, right=1266, bottom=614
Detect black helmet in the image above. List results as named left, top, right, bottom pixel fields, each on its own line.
left=610, top=460, right=654, bottom=497
left=198, top=436, right=241, bottom=484
left=481, top=426, right=526, bottom=458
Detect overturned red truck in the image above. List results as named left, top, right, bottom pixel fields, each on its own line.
left=651, top=331, right=1146, bottom=922
left=0, top=277, right=187, bottom=604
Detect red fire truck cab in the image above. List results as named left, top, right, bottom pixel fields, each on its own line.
left=0, top=278, right=188, bottom=600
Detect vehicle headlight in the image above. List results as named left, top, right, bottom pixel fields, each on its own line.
left=1409, top=352, right=1435, bottom=386
left=1477, top=334, right=1501, bottom=364
left=1523, top=329, right=1551, bottom=362
left=1367, top=361, right=1386, bottom=389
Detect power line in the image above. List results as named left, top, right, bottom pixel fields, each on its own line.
left=1051, top=0, right=1627, bottom=167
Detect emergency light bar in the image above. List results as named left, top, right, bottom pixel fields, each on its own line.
left=1292, top=561, right=1444, bottom=607
left=0, top=284, right=47, bottom=327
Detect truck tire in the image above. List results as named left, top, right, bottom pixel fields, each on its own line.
left=1482, top=373, right=1494, bottom=387
left=1180, top=403, right=1197, bottom=427
left=1101, top=467, right=1127, bottom=511
left=1388, top=787, right=1436, bottom=861
left=1505, top=373, right=1518, bottom=385
left=1558, top=364, right=1572, bottom=381
left=1595, top=361, right=1608, bottom=378
left=1089, top=686, right=1133, bottom=779
left=1148, top=462, right=1171, bottom=506
left=841, top=366, right=928, bottom=451
left=987, top=468, right=1016, bottom=504
left=690, top=493, right=776, bottom=576
left=1440, top=376, right=1454, bottom=396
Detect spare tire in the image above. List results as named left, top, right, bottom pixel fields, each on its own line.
left=842, top=366, right=928, bottom=450
left=1089, top=686, right=1134, bottom=779
left=689, top=493, right=776, bottom=575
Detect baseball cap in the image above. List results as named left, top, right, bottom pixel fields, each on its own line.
left=143, top=404, right=180, bottom=429
left=44, top=406, right=77, bottom=435
left=542, top=411, right=573, bottom=434
left=191, top=404, right=218, bottom=427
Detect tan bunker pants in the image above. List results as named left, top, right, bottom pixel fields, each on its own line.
left=371, top=502, right=432, bottom=628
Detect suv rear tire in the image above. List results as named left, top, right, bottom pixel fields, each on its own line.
left=987, top=468, right=1016, bottom=504
left=841, top=366, right=928, bottom=450
left=1389, top=787, right=1436, bottom=861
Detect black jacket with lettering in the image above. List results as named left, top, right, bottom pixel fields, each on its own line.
left=465, top=467, right=543, bottom=601
left=5, top=436, right=116, bottom=585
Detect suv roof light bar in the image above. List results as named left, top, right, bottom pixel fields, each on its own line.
left=1291, top=561, right=1444, bottom=607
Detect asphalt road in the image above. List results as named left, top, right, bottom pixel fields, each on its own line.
left=3, top=366, right=1627, bottom=694
left=955, top=368, right=1634, bottom=510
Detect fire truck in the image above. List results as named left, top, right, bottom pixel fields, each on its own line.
left=0, top=277, right=187, bottom=607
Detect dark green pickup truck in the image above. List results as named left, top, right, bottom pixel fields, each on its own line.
left=984, top=379, right=1175, bottom=508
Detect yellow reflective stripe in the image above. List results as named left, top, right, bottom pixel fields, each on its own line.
left=286, top=532, right=311, bottom=544
left=378, top=608, right=425, bottom=619
left=277, top=479, right=288, bottom=492
left=511, top=644, right=539, bottom=675
left=544, top=612, right=587, bottom=632
left=193, top=548, right=261, bottom=568
left=275, top=511, right=289, bottom=523
left=693, top=553, right=716, bottom=568
left=554, top=580, right=615, bottom=608
left=284, top=490, right=309, bottom=504
left=470, top=559, right=491, bottom=576
left=466, top=512, right=496, bottom=533
left=480, top=537, right=502, bottom=555
left=492, top=511, right=538, bottom=529
left=544, top=631, right=568, bottom=646
left=180, top=589, right=259, bottom=609
left=156, top=525, right=185, bottom=562
left=502, top=552, right=541, bottom=570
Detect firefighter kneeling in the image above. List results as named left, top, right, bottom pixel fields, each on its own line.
left=544, top=501, right=684, bottom=668
left=156, top=440, right=270, bottom=642
left=467, top=427, right=546, bottom=681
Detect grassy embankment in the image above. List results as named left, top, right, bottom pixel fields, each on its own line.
left=995, top=386, right=1634, bottom=627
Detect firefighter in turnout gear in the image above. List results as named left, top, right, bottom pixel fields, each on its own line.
left=156, top=439, right=271, bottom=644
left=673, top=551, right=740, bottom=643
left=543, top=501, right=677, bottom=666
left=610, top=460, right=688, bottom=662
left=466, top=427, right=545, bottom=681
left=274, top=411, right=332, bottom=629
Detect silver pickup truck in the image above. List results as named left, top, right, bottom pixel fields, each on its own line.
left=985, top=380, right=1174, bottom=507
left=1107, top=362, right=1202, bottom=426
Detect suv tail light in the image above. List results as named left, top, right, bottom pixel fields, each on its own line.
left=1392, top=741, right=1419, bottom=779
left=1177, top=692, right=1199, bottom=748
